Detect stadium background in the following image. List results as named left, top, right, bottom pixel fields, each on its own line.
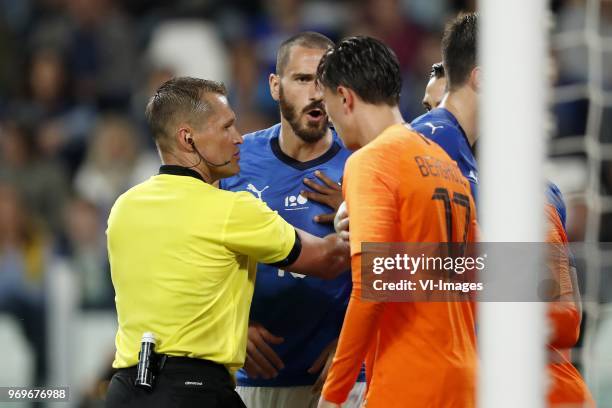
left=0, top=0, right=610, bottom=406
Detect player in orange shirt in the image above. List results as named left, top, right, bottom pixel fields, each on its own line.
left=545, top=205, right=595, bottom=407
left=315, top=36, right=478, bottom=408
left=414, top=28, right=592, bottom=405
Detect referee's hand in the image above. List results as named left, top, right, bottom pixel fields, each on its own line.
left=244, top=322, right=285, bottom=379
left=323, top=233, right=351, bottom=277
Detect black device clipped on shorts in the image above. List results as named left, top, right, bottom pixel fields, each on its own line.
left=135, top=332, right=162, bottom=391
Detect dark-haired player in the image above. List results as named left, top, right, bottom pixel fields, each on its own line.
left=221, top=32, right=365, bottom=408
left=315, top=36, right=478, bottom=408
left=411, top=13, right=591, bottom=407
left=411, top=13, right=479, bottom=200
left=422, top=62, right=446, bottom=112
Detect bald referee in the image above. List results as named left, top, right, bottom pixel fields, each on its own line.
left=105, top=77, right=350, bottom=408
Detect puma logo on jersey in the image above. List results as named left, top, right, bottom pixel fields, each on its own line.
left=246, top=183, right=269, bottom=200
left=425, top=122, right=444, bottom=134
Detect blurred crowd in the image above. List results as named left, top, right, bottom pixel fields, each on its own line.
left=0, top=0, right=609, bottom=390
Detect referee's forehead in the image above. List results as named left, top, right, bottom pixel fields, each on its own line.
left=203, top=93, right=235, bottom=123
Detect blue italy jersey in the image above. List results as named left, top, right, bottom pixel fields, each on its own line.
left=411, top=108, right=479, bottom=202
left=411, top=108, right=568, bottom=229
left=412, top=109, right=569, bottom=242
left=221, top=123, right=360, bottom=387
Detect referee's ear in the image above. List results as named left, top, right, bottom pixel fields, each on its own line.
left=176, top=126, right=194, bottom=152
left=269, top=73, right=280, bottom=102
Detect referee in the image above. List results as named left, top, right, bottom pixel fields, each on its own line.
left=105, top=77, right=350, bottom=407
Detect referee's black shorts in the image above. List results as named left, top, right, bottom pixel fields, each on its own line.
left=106, top=357, right=246, bottom=408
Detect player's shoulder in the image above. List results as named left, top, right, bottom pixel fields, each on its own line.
left=356, top=124, right=404, bottom=153
left=411, top=108, right=457, bottom=131
left=347, top=124, right=419, bottom=168
left=385, top=123, right=461, bottom=169
left=345, top=138, right=376, bottom=171
left=411, top=108, right=463, bottom=146
left=410, top=110, right=435, bottom=127
left=241, top=123, right=281, bottom=151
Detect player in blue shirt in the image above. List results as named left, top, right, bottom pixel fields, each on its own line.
left=406, top=17, right=587, bottom=407
left=412, top=58, right=567, bottom=226
left=221, top=32, right=365, bottom=408
left=411, top=59, right=479, bottom=201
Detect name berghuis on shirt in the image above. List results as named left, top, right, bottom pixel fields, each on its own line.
left=414, top=155, right=465, bottom=185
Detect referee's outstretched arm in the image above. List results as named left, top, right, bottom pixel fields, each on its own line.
left=278, top=229, right=350, bottom=280
left=266, top=229, right=350, bottom=280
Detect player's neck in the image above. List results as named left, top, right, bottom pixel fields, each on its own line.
left=440, top=88, right=478, bottom=147
left=278, top=119, right=333, bottom=162
left=356, top=105, right=404, bottom=147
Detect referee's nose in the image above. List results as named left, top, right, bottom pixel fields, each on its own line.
left=232, top=127, right=244, bottom=146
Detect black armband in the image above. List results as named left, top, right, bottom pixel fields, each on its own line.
left=268, top=230, right=302, bottom=268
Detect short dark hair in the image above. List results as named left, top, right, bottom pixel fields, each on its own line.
left=276, top=32, right=334, bottom=75
left=316, top=36, right=401, bottom=106
left=145, top=77, right=226, bottom=151
left=430, top=62, right=445, bottom=79
left=442, top=12, right=478, bottom=90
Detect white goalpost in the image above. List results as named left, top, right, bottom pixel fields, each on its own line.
left=479, top=0, right=548, bottom=407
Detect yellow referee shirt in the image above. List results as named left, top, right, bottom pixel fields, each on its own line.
left=107, top=165, right=296, bottom=373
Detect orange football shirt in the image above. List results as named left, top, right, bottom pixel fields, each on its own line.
left=545, top=205, right=594, bottom=407
left=322, top=124, right=478, bottom=407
